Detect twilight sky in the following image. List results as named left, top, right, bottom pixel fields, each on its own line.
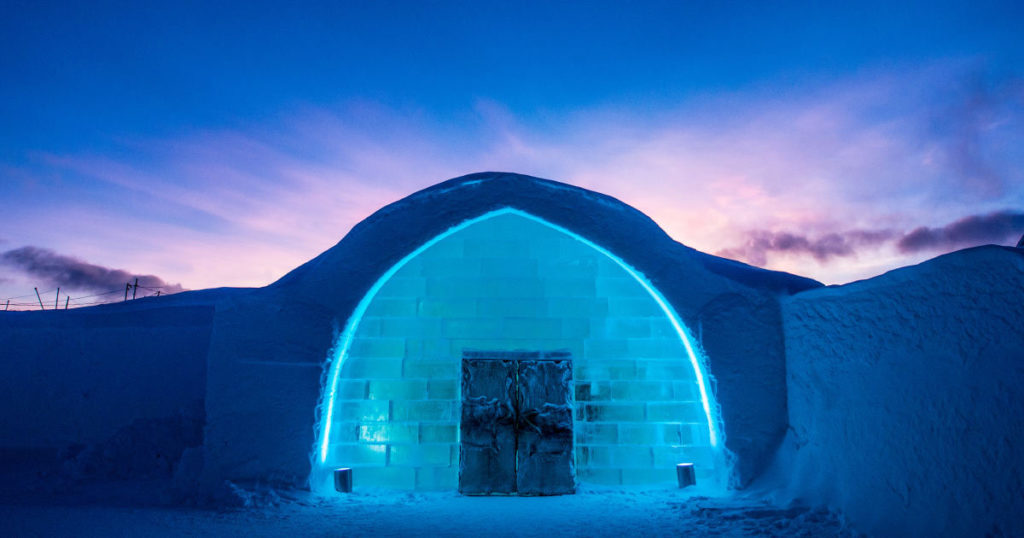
left=2, top=2, right=1023, bottom=308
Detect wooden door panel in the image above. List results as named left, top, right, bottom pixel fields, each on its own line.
left=516, top=359, right=575, bottom=495
left=458, top=358, right=517, bottom=495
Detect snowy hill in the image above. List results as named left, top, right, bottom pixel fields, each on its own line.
left=777, top=245, right=1024, bottom=536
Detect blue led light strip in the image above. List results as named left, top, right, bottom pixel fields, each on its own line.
left=509, top=210, right=721, bottom=448
left=314, top=207, right=722, bottom=471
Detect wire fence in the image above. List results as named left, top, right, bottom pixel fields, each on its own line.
left=1, top=281, right=179, bottom=311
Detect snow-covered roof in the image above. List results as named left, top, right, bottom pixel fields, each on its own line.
left=271, top=172, right=821, bottom=305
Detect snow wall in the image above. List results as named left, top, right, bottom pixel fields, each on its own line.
left=199, top=172, right=819, bottom=494
left=0, top=302, right=215, bottom=477
left=777, top=246, right=1024, bottom=537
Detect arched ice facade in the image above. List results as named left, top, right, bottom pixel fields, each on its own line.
left=311, top=209, right=728, bottom=493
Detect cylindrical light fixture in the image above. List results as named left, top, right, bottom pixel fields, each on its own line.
left=334, top=468, right=353, bottom=493
left=676, top=463, right=696, bottom=488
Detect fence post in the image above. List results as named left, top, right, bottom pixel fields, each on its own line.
left=132, top=278, right=138, bottom=300
left=35, top=288, right=44, bottom=310
left=55, top=287, right=60, bottom=310
left=65, top=297, right=69, bottom=310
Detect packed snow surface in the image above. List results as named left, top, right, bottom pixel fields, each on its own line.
left=1, top=483, right=856, bottom=537
left=777, top=245, right=1024, bottom=537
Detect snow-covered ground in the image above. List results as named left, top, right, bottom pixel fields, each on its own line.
left=1, top=481, right=857, bottom=537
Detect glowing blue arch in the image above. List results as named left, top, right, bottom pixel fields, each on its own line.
left=312, top=208, right=724, bottom=489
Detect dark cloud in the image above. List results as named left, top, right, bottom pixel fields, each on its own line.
left=0, top=246, right=185, bottom=294
left=897, top=210, right=1024, bottom=253
left=716, top=229, right=895, bottom=266
left=720, top=209, right=1024, bottom=267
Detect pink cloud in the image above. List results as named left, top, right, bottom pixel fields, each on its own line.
left=3, top=60, right=1021, bottom=301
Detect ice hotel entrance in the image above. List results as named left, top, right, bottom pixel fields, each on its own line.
left=460, top=350, right=574, bottom=495
left=311, top=208, right=726, bottom=493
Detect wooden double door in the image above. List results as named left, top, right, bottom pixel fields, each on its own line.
left=458, top=351, right=575, bottom=496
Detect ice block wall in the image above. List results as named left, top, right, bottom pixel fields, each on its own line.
left=316, top=211, right=724, bottom=491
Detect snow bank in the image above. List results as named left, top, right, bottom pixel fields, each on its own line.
left=0, top=292, right=227, bottom=489
left=0, top=304, right=214, bottom=449
left=199, top=291, right=335, bottom=494
left=1, top=487, right=856, bottom=537
left=777, top=245, right=1024, bottom=536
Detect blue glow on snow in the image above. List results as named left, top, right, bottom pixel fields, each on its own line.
left=314, top=207, right=722, bottom=473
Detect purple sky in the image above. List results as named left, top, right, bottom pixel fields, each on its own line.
left=2, top=3, right=1023, bottom=308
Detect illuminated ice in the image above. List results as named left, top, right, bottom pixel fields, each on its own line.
left=312, top=209, right=728, bottom=493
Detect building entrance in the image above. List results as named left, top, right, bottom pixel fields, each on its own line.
left=458, top=350, right=574, bottom=495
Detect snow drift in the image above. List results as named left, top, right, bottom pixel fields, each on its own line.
left=776, top=245, right=1024, bottom=536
